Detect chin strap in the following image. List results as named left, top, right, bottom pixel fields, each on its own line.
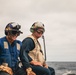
left=42, top=35, right=46, bottom=61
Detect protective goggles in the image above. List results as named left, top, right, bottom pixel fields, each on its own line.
left=9, top=30, right=21, bottom=36
left=36, top=29, right=44, bottom=34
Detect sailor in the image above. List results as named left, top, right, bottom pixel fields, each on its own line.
left=0, top=22, right=26, bottom=75
left=20, top=22, right=55, bottom=75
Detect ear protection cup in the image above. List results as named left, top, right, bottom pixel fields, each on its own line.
left=30, top=28, right=34, bottom=33
left=30, top=23, right=35, bottom=33
left=5, top=30, right=8, bottom=35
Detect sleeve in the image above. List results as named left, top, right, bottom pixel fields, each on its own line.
left=19, top=38, right=35, bottom=69
left=0, top=38, right=1, bottom=54
left=0, top=38, right=2, bottom=65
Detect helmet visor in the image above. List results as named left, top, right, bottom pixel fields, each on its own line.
left=9, top=30, right=22, bottom=36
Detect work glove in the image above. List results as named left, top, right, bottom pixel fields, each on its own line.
left=0, top=63, right=13, bottom=75
left=26, top=68, right=36, bottom=75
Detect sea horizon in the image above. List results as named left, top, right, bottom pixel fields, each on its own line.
left=46, top=62, right=76, bottom=75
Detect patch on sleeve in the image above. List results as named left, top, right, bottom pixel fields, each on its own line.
left=16, top=43, right=20, bottom=50
left=4, top=41, right=8, bottom=49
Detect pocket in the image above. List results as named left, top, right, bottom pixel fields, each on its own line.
left=2, top=49, right=9, bottom=54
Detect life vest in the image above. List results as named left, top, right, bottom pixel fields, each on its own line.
left=28, top=35, right=45, bottom=65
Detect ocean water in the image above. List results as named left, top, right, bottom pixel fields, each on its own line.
left=47, top=62, right=76, bottom=75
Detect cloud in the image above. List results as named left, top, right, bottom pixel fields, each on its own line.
left=0, top=0, right=76, bottom=61
left=29, top=0, right=76, bottom=14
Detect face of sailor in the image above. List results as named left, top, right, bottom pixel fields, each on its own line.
left=6, top=31, right=20, bottom=43
left=33, top=28, right=44, bottom=39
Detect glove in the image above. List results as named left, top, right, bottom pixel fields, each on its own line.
left=0, top=63, right=13, bottom=75
left=26, top=68, right=36, bottom=75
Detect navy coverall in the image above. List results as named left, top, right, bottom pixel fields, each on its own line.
left=0, top=36, right=26, bottom=75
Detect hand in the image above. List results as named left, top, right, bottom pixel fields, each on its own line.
left=27, top=70, right=36, bottom=75
left=26, top=68, right=36, bottom=75
left=43, top=63, right=48, bottom=68
left=30, top=60, right=42, bottom=66
left=0, top=65, right=13, bottom=75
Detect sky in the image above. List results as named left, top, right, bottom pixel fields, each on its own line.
left=0, top=0, right=76, bottom=62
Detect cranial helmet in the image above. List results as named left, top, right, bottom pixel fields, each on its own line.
left=30, top=22, right=45, bottom=33
left=5, top=22, right=23, bottom=35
